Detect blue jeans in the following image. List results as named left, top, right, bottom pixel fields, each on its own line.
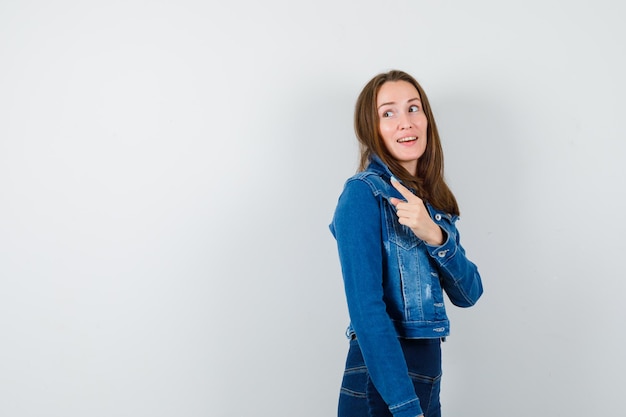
left=338, top=337, right=442, bottom=417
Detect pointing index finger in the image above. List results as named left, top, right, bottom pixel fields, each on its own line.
left=390, top=176, right=416, bottom=201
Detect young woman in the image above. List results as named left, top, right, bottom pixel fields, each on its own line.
left=330, top=70, right=483, bottom=417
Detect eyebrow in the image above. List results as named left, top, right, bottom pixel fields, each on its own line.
left=377, top=97, right=421, bottom=110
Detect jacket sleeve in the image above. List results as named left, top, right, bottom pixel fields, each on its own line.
left=424, top=215, right=483, bottom=307
left=331, top=179, right=424, bottom=417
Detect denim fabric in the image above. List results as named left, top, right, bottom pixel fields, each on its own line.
left=338, top=338, right=442, bottom=417
left=330, top=156, right=483, bottom=417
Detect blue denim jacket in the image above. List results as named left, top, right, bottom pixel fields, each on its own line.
left=330, top=156, right=483, bottom=417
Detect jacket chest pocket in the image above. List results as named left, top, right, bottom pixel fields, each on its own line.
left=382, top=203, right=422, bottom=250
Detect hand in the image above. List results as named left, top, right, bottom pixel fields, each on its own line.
left=389, top=177, right=444, bottom=246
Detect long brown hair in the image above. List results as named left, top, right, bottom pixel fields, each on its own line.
left=354, top=70, right=459, bottom=216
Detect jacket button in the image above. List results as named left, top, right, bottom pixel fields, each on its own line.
left=435, top=214, right=442, bottom=221
left=438, top=250, right=447, bottom=257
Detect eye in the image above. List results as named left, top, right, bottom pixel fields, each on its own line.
left=408, top=105, right=420, bottom=113
left=381, top=110, right=394, bottom=118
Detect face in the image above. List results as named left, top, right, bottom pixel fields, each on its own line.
left=376, top=80, right=428, bottom=176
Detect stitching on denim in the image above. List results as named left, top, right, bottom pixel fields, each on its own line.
left=408, top=371, right=442, bottom=384
left=343, top=365, right=367, bottom=375
left=388, top=397, right=419, bottom=411
left=424, top=377, right=434, bottom=415
left=346, top=174, right=385, bottom=198
left=340, top=387, right=367, bottom=398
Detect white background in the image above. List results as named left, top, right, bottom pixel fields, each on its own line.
left=1, top=1, right=625, bottom=416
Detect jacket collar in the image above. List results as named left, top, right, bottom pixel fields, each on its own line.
left=366, top=154, right=456, bottom=220
left=366, top=154, right=395, bottom=180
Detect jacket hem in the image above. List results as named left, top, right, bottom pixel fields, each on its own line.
left=393, top=319, right=450, bottom=339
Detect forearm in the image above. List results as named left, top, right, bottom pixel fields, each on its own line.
left=425, top=225, right=483, bottom=307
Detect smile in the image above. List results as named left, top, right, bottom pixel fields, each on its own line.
left=397, top=136, right=417, bottom=143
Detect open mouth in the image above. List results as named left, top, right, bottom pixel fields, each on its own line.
left=397, top=136, right=417, bottom=143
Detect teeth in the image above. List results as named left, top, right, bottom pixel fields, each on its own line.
left=397, top=136, right=417, bottom=143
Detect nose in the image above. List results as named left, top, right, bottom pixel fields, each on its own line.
left=399, top=112, right=412, bottom=129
